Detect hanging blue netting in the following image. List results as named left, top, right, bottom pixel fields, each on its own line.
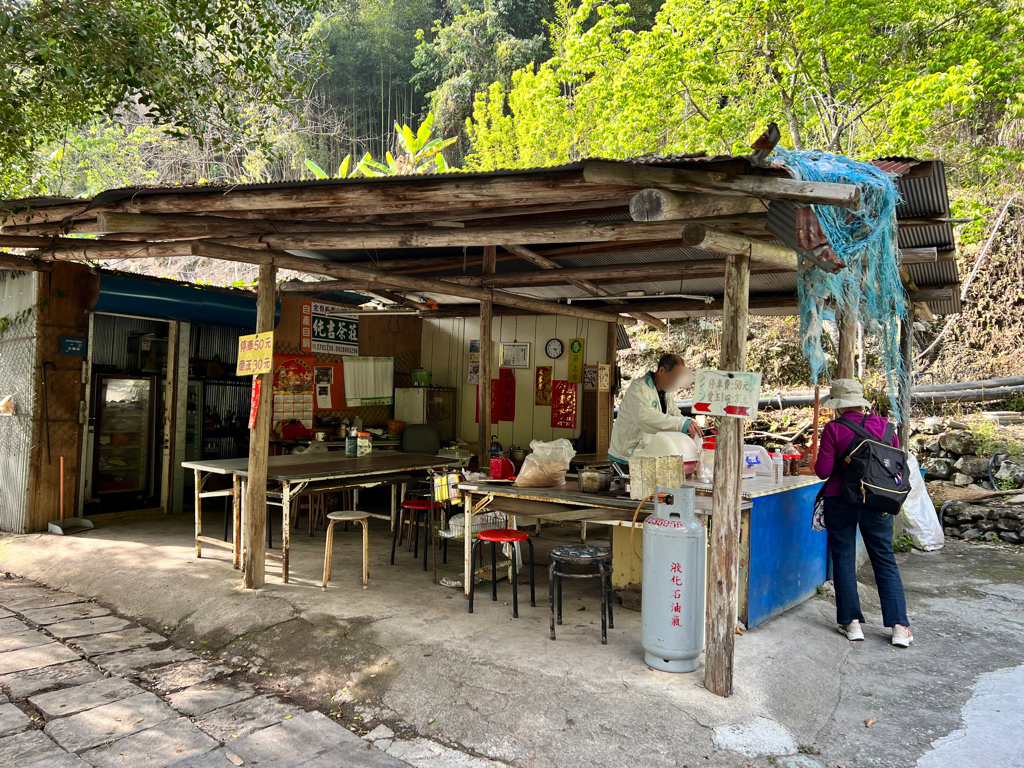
left=772, top=148, right=908, bottom=422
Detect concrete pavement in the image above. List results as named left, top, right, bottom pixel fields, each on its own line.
left=1, top=506, right=1022, bottom=767
left=0, top=578, right=411, bottom=767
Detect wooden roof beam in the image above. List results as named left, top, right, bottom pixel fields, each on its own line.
left=99, top=171, right=626, bottom=216
left=501, top=243, right=665, bottom=330
left=0, top=251, right=44, bottom=271
left=630, top=190, right=768, bottom=222
left=95, top=212, right=376, bottom=238
left=425, top=292, right=799, bottom=318
left=584, top=160, right=861, bottom=208
left=191, top=241, right=631, bottom=325
left=679, top=224, right=800, bottom=270
left=248, top=220, right=698, bottom=251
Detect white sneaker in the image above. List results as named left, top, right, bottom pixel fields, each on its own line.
left=892, top=625, right=913, bottom=647
left=839, top=620, right=865, bottom=641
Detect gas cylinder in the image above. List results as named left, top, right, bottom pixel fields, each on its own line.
left=641, top=486, right=706, bottom=672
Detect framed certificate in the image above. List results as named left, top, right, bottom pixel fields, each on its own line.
left=499, top=342, right=530, bottom=369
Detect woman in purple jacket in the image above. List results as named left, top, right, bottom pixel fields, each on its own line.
left=814, top=379, right=913, bottom=648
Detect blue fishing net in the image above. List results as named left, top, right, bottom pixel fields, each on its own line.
left=772, top=147, right=908, bottom=422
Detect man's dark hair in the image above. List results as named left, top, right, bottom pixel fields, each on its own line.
left=656, top=353, right=685, bottom=372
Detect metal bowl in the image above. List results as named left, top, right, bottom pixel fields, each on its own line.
left=577, top=468, right=613, bottom=493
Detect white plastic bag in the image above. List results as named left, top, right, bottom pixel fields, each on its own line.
left=514, top=438, right=576, bottom=487
left=899, top=454, right=944, bottom=551
left=693, top=448, right=714, bottom=484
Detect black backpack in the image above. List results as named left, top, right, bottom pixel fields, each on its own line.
left=837, top=413, right=910, bottom=514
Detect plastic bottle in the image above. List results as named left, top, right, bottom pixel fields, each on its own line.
left=771, top=453, right=784, bottom=485
left=345, top=426, right=357, bottom=457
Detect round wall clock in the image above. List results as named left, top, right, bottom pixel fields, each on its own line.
left=545, top=339, right=564, bottom=359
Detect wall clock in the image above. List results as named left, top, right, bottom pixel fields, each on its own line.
left=545, top=338, right=563, bottom=359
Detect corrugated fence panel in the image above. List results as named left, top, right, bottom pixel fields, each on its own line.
left=191, top=324, right=244, bottom=364
left=92, top=314, right=167, bottom=369
left=0, top=272, right=39, bottom=533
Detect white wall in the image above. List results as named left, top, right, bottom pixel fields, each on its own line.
left=421, top=315, right=609, bottom=449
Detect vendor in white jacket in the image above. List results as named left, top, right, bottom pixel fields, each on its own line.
left=608, top=353, right=703, bottom=468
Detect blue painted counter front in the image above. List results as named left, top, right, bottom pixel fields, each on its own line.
left=745, top=480, right=826, bottom=627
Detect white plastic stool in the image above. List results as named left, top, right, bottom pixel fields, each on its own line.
left=322, top=511, right=370, bottom=589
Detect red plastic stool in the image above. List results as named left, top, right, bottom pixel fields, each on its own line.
left=391, top=498, right=445, bottom=570
left=469, top=529, right=535, bottom=618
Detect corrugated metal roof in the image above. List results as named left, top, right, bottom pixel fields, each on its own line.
left=894, top=160, right=949, bottom=218
left=3, top=154, right=759, bottom=210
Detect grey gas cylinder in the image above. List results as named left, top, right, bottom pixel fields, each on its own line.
left=641, top=486, right=707, bottom=672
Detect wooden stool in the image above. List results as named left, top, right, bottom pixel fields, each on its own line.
left=322, top=511, right=370, bottom=590
left=548, top=544, right=613, bottom=644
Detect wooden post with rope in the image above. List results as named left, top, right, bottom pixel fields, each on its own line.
left=704, top=250, right=750, bottom=698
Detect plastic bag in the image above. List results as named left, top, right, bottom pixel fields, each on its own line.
left=514, top=438, right=576, bottom=487
left=899, top=454, right=944, bottom=551
left=693, top=448, right=714, bottom=484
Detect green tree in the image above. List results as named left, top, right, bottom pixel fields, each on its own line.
left=413, top=1, right=550, bottom=151
left=0, top=0, right=322, bottom=199
left=465, top=0, right=1024, bottom=180
left=310, top=0, right=439, bottom=165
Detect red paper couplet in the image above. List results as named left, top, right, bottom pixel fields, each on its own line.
left=551, top=380, right=577, bottom=429
left=248, top=378, right=261, bottom=430
left=497, top=368, right=516, bottom=421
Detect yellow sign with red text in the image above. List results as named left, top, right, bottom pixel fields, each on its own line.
left=236, top=332, right=274, bottom=376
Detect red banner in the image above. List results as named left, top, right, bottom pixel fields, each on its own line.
left=248, top=379, right=261, bottom=430
left=496, top=368, right=516, bottom=421
left=475, top=369, right=517, bottom=423
left=551, top=380, right=577, bottom=429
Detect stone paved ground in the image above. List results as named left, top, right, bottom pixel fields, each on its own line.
left=0, top=577, right=410, bottom=767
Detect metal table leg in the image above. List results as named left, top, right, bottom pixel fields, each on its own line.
left=463, top=491, right=473, bottom=598
left=232, top=474, right=241, bottom=569
left=282, top=481, right=292, bottom=583
left=194, top=471, right=207, bottom=558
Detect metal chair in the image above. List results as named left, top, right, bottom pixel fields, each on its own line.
left=548, top=544, right=613, bottom=644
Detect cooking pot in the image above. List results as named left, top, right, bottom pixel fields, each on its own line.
left=577, top=468, right=613, bottom=494
left=509, top=445, right=527, bottom=462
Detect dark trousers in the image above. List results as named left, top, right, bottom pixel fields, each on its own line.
left=824, top=496, right=909, bottom=628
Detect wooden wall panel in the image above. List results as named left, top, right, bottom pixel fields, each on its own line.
left=421, top=315, right=607, bottom=452
left=26, top=264, right=94, bottom=531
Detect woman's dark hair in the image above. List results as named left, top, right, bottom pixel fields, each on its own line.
left=656, top=353, right=685, bottom=372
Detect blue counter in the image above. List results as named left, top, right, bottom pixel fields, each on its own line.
left=743, top=480, right=826, bottom=627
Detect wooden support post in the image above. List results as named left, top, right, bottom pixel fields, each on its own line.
left=898, top=316, right=913, bottom=454
left=478, top=246, right=496, bottom=469
left=160, top=321, right=179, bottom=515
left=606, top=321, right=618, bottom=451
left=242, top=262, right=277, bottom=590
left=705, top=250, right=750, bottom=698
left=837, top=308, right=857, bottom=379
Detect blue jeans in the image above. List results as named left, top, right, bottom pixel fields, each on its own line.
left=824, top=496, right=909, bottom=628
